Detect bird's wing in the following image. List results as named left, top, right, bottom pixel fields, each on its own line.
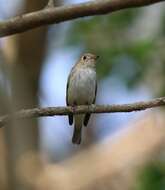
left=66, top=68, right=75, bottom=125
left=66, top=73, right=70, bottom=106
left=93, top=81, right=97, bottom=104
left=66, top=66, right=75, bottom=105
left=84, top=80, right=97, bottom=126
left=66, top=65, right=78, bottom=105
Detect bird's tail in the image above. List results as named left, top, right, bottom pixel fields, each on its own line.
left=72, top=115, right=83, bottom=145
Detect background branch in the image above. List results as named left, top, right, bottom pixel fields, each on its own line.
left=0, top=0, right=164, bottom=37
left=0, top=97, right=164, bottom=127
left=47, top=0, right=55, bottom=7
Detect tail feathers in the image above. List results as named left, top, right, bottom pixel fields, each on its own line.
left=72, top=126, right=82, bottom=144
left=72, top=115, right=83, bottom=144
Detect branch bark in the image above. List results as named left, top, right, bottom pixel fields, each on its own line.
left=0, top=0, right=164, bottom=37
left=0, top=97, right=164, bottom=127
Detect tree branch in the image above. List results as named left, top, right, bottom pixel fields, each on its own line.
left=0, top=0, right=164, bottom=37
left=0, top=97, right=164, bottom=127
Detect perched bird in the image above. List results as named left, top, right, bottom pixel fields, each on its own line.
left=66, top=53, right=99, bottom=144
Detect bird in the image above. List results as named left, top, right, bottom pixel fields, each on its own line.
left=66, top=53, right=99, bottom=144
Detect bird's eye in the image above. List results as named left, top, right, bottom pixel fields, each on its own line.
left=83, top=56, right=86, bottom=60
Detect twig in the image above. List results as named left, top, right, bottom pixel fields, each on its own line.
left=0, top=0, right=164, bottom=37
left=0, top=97, right=164, bottom=127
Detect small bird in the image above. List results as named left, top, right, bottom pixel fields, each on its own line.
left=66, top=53, right=99, bottom=144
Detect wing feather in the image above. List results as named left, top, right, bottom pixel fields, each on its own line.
left=84, top=81, right=97, bottom=126
left=66, top=72, right=73, bottom=125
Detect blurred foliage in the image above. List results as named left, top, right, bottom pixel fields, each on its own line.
left=66, top=9, right=165, bottom=93
left=135, top=161, right=165, bottom=190
left=64, top=6, right=165, bottom=189
left=162, top=11, right=165, bottom=35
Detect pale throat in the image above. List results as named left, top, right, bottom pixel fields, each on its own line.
left=80, top=61, right=96, bottom=69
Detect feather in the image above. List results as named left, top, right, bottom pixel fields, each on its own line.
left=66, top=72, right=73, bottom=125
left=84, top=82, right=97, bottom=126
left=72, top=115, right=83, bottom=144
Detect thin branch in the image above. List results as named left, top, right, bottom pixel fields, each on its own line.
left=0, top=0, right=164, bottom=37
left=0, top=97, right=164, bottom=127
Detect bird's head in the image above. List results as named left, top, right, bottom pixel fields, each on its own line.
left=80, top=53, right=99, bottom=68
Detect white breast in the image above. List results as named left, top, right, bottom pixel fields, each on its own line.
left=68, top=68, right=96, bottom=105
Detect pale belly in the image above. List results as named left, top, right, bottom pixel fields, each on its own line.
left=68, top=68, right=96, bottom=105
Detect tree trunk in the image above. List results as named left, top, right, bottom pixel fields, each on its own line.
left=4, top=1, right=48, bottom=190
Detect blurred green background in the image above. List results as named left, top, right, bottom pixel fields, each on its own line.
left=0, top=0, right=165, bottom=190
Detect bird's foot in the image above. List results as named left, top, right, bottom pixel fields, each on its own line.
left=72, top=105, right=76, bottom=113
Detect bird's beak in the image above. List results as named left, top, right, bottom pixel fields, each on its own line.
left=95, top=55, right=99, bottom=60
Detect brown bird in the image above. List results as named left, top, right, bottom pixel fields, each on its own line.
left=66, top=53, right=99, bottom=144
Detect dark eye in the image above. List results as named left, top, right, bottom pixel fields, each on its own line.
left=83, top=56, right=87, bottom=60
